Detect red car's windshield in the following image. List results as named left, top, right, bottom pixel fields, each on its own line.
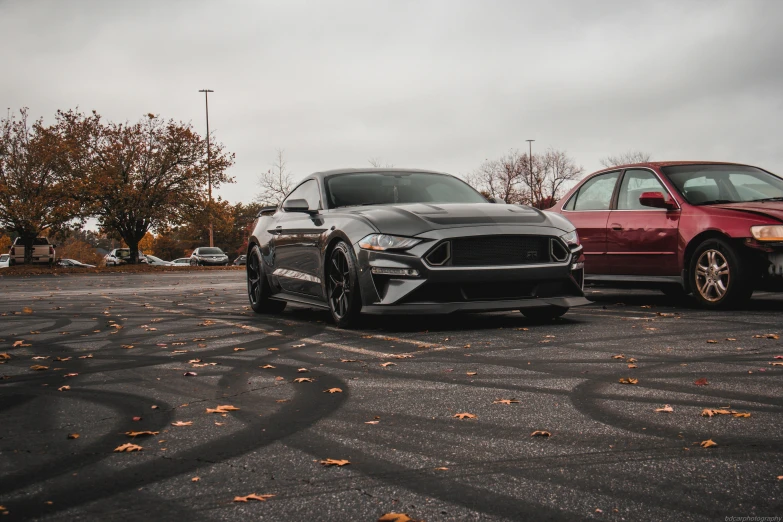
left=662, top=164, right=783, bottom=205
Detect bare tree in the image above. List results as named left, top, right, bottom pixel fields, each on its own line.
left=466, top=149, right=527, bottom=203
left=599, top=150, right=651, bottom=168
left=368, top=157, right=394, bottom=168
left=466, top=147, right=583, bottom=208
left=255, top=149, right=294, bottom=206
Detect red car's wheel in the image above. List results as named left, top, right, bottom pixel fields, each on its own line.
left=689, top=238, right=752, bottom=308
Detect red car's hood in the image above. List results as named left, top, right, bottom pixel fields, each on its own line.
left=711, top=201, right=783, bottom=223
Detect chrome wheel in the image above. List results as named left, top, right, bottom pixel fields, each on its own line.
left=695, top=249, right=730, bottom=302
left=328, top=248, right=352, bottom=320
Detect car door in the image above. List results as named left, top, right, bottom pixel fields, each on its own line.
left=561, top=171, right=621, bottom=274
left=605, top=169, right=681, bottom=275
left=270, top=179, right=328, bottom=298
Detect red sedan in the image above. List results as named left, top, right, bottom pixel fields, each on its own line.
left=550, top=162, right=783, bottom=308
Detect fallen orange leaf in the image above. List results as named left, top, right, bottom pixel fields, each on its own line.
left=233, top=347, right=245, bottom=352
left=694, top=378, right=709, bottom=386
left=191, top=477, right=200, bottom=482
left=707, top=340, right=718, bottom=344
left=233, top=493, right=275, bottom=502
left=293, top=377, right=314, bottom=383
left=297, top=368, right=309, bottom=373
left=531, top=430, right=551, bottom=437
left=453, top=412, right=476, bottom=419
left=618, top=377, right=638, bottom=384
left=466, top=371, right=477, bottom=376
left=58, top=385, right=70, bottom=392
left=67, top=433, right=79, bottom=439
left=753, top=333, right=780, bottom=340
left=340, top=359, right=358, bottom=362
left=30, top=365, right=48, bottom=371
left=172, top=421, right=193, bottom=426
left=13, top=340, right=24, bottom=347
left=380, top=362, right=396, bottom=367
left=627, top=364, right=638, bottom=369
left=260, top=364, right=275, bottom=369
left=612, top=354, right=625, bottom=359
left=320, top=459, right=350, bottom=467
left=206, top=405, right=239, bottom=413
left=655, top=405, right=673, bottom=413
left=23, top=307, right=33, bottom=314
left=114, top=443, right=143, bottom=452
left=324, top=388, right=343, bottom=393
left=493, top=399, right=519, bottom=405
left=700, top=439, right=717, bottom=448
left=125, top=431, right=159, bottom=437
left=378, top=514, right=415, bottom=522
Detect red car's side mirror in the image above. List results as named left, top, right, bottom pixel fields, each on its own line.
left=639, top=191, right=676, bottom=210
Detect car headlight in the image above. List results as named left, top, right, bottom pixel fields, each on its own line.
left=751, top=225, right=783, bottom=241
left=358, top=234, right=421, bottom=251
left=560, top=230, right=580, bottom=247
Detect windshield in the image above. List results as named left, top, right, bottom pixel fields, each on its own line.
left=325, top=172, right=487, bottom=208
left=662, top=164, right=783, bottom=205
left=199, top=248, right=223, bottom=255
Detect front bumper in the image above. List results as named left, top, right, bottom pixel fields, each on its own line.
left=355, top=225, right=586, bottom=313
left=196, top=258, right=228, bottom=265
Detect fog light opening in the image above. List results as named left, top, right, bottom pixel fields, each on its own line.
left=371, top=267, right=420, bottom=277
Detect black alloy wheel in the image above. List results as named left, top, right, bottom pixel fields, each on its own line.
left=689, top=237, right=753, bottom=308
left=247, top=245, right=286, bottom=314
left=327, top=241, right=362, bottom=328
left=520, top=306, right=569, bottom=321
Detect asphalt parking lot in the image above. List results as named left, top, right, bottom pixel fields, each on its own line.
left=0, top=271, right=781, bottom=521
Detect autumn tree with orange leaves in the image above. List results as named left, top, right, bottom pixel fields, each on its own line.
left=74, top=113, right=235, bottom=263
left=0, top=108, right=90, bottom=261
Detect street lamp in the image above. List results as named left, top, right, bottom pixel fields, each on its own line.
left=526, top=139, right=534, bottom=175
left=199, top=89, right=214, bottom=247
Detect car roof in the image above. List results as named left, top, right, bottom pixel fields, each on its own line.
left=591, top=161, right=757, bottom=174
left=307, top=168, right=453, bottom=180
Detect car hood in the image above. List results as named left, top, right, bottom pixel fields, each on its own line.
left=712, top=201, right=783, bottom=223
left=346, top=203, right=573, bottom=236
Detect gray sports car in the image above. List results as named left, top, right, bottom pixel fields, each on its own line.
left=246, top=169, right=588, bottom=327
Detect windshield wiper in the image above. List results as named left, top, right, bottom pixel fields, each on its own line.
left=751, top=197, right=783, bottom=202
left=693, top=199, right=734, bottom=205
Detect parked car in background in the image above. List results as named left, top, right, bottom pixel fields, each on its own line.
left=190, top=247, right=229, bottom=266
left=8, top=237, right=55, bottom=265
left=144, top=255, right=174, bottom=266
left=246, top=168, right=587, bottom=327
left=104, top=248, right=148, bottom=266
left=172, top=258, right=191, bottom=267
left=56, top=258, right=96, bottom=268
left=0, top=254, right=10, bottom=268
left=550, top=162, right=783, bottom=308
left=233, top=255, right=247, bottom=266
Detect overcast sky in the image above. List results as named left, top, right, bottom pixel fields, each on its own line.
left=2, top=0, right=782, bottom=204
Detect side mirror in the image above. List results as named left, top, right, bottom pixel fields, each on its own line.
left=283, top=198, right=313, bottom=213
left=639, top=191, right=676, bottom=210
left=258, top=205, right=278, bottom=216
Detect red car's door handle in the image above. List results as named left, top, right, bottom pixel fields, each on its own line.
left=610, top=223, right=623, bottom=230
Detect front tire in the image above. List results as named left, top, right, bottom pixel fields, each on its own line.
left=689, top=238, right=752, bottom=308
left=521, top=306, right=569, bottom=321
left=326, top=241, right=362, bottom=328
left=247, top=245, right=286, bottom=314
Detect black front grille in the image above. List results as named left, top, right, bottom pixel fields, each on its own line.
left=445, top=235, right=550, bottom=266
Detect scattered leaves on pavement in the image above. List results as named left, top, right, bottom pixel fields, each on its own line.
left=701, top=409, right=750, bottom=418
left=531, top=431, right=551, bottom=437
left=114, top=443, right=143, bottom=452
left=453, top=412, right=476, bottom=419
left=753, top=334, right=780, bottom=339
left=320, top=459, right=350, bottom=467
left=233, top=493, right=275, bottom=502
left=618, top=377, right=638, bottom=384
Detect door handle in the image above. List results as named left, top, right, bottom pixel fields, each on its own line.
left=610, top=223, right=623, bottom=230
left=270, top=226, right=283, bottom=235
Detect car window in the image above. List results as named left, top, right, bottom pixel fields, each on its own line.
left=663, top=164, right=783, bottom=204
left=199, top=248, right=223, bottom=255
left=284, top=180, right=321, bottom=211
left=617, top=170, right=667, bottom=210
left=569, top=171, right=620, bottom=211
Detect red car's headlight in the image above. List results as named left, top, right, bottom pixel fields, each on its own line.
left=751, top=225, right=783, bottom=241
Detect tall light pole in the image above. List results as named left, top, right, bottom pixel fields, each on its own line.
left=526, top=139, right=535, bottom=207
left=199, top=89, right=214, bottom=247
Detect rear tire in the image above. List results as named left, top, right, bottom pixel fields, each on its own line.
left=521, top=306, right=569, bottom=321
left=326, top=241, right=363, bottom=328
left=247, top=245, right=287, bottom=314
left=689, top=237, right=753, bottom=309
